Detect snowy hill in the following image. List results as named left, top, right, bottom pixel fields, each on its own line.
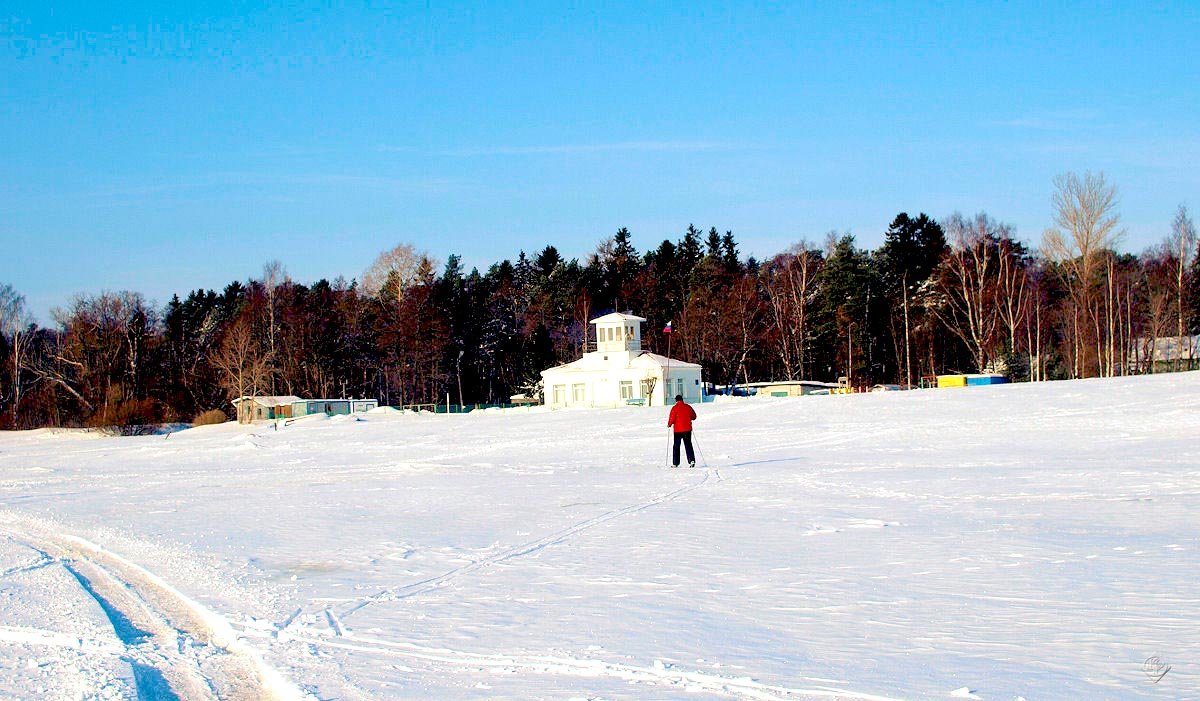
left=1, top=372, right=1198, bottom=700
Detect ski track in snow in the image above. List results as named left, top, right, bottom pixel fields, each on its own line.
left=0, top=517, right=309, bottom=701
left=266, top=465, right=889, bottom=701
left=282, top=629, right=903, bottom=701
left=263, top=459, right=904, bottom=701
left=336, top=467, right=716, bottom=621
left=0, top=624, right=127, bottom=659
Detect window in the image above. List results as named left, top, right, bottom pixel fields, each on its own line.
left=619, top=381, right=633, bottom=399
left=553, top=385, right=566, bottom=405
left=641, top=378, right=656, bottom=397
left=572, top=383, right=586, bottom=403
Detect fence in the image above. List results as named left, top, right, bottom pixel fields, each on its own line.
left=399, top=402, right=539, bottom=414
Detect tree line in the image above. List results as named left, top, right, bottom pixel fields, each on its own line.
left=1, top=171, right=1197, bottom=429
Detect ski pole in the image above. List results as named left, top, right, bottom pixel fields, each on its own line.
left=691, top=433, right=708, bottom=468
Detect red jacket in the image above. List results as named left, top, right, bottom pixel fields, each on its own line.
left=667, top=401, right=696, bottom=433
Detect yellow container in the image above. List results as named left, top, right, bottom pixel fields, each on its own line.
left=937, top=374, right=967, bottom=388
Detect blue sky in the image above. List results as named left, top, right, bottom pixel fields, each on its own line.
left=3, top=1, right=1198, bottom=323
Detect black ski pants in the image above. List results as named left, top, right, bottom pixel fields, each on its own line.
left=672, top=430, right=695, bottom=466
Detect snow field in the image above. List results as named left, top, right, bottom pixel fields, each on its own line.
left=0, top=372, right=1197, bottom=699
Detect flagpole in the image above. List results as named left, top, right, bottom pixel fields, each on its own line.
left=664, top=321, right=672, bottom=406
left=664, top=320, right=672, bottom=466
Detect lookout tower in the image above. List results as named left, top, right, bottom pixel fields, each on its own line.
left=591, top=312, right=644, bottom=353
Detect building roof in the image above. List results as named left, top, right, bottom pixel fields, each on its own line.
left=543, top=351, right=701, bottom=374
left=305, top=398, right=377, bottom=403
left=590, top=312, right=647, bottom=325
left=744, top=380, right=841, bottom=388
left=231, top=395, right=303, bottom=407
left=633, top=351, right=702, bottom=369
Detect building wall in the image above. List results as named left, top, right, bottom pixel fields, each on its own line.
left=656, top=372, right=702, bottom=405
left=306, top=400, right=351, bottom=415
left=759, top=383, right=806, bottom=397
left=250, top=403, right=286, bottom=420
left=543, top=366, right=702, bottom=409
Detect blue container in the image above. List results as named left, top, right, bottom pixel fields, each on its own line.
left=966, top=374, right=1008, bottom=386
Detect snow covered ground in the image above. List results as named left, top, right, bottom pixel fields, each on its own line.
left=0, top=372, right=1197, bottom=700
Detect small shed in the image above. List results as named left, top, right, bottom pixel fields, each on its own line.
left=746, top=380, right=840, bottom=397
left=1128, top=334, right=1199, bottom=372
left=291, top=398, right=379, bottom=417
left=231, top=396, right=304, bottom=421
left=351, top=399, right=379, bottom=412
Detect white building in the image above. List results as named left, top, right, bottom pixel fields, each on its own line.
left=540, top=313, right=703, bottom=409
left=1128, top=334, right=1199, bottom=373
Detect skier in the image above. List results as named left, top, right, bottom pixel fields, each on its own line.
left=667, top=394, right=697, bottom=468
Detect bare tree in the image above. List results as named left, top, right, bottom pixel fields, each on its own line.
left=362, top=243, right=432, bottom=300
left=24, top=332, right=93, bottom=418
left=1024, top=266, right=1051, bottom=381
left=761, top=243, right=822, bottom=380
left=722, top=275, right=766, bottom=386
left=995, top=236, right=1033, bottom=374
left=0, top=284, right=34, bottom=426
left=50, top=291, right=157, bottom=420
left=1041, top=171, right=1123, bottom=377
left=1168, top=206, right=1197, bottom=370
left=930, top=213, right=1010, bottom=373
left=211, top=315, right=275, bottom=423
left=261, top=260, right=288, bottom=391
left=1141, top=245, right=1177, bottom=373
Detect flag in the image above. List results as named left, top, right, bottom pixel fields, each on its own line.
left=662, top=321, right=672, bottom=334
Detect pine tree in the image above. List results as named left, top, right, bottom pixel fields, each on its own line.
left=875, top=213, right=947, bottom=385
left=720, top=231, right=740, bottom=272
left=815, top=235, right=874, bottom=385
left=705, top=227, right=722, bottom=259
left=679, top=224, right=704, bottom=274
